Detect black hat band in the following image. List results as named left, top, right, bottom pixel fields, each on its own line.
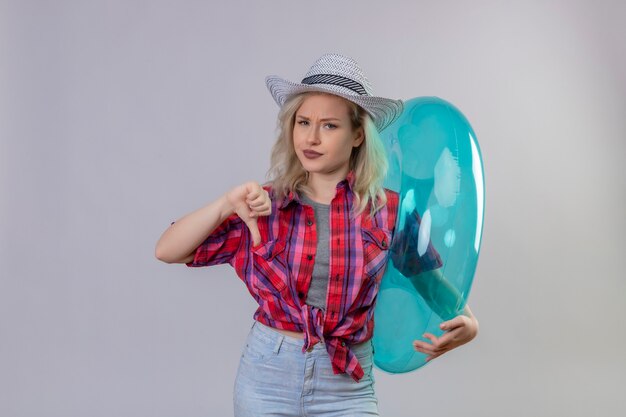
left=301, top=74, right=368, bottom=96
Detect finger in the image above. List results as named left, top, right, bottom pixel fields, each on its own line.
left=422, top=333, right=439, bottom=345
left=420, top=333, right=449, bottom=353
left=246, top=189, right=260, bottom=201
left=418, top=338, right=448, bottom=357
left=413, top=339, right=434, bottom=349
left=433, top=331, right=456, bottom=349
left=413, top=334, right=441, bottom=353
left=246, top=192, right=261, bottom=202
left=440, top=316, right=465, bottom=330
left=244, top=216, right=261, bottom=246
left=443, top=324, right=477, bottom=348
left=413, top=341, right=438, bottom=356
left=257, top=197, right=272, bottom=211
left=413, top=338, right=448, bottom=356
left=248, top=189, right=271, bottom=216
left=247, top=190, right=270, bottom=205
left=247, top=199, right=265, bottom=208
left=251, top=200, right=272, bottom=213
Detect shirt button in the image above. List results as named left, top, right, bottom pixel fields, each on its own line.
left=382, top=240, right=387, bottom=247
left=298, top=292, right=305, bottom=298
left=307, top=254, right=313, bottom=260
left=341, top=341, right=346, bottom=347
left=307, top=220, right=313, bottom=226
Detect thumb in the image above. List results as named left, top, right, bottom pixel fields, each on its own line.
left=242, top=212, right=261, bottom=247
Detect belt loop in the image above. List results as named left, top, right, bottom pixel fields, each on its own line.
left=273, top=334, right=284, bottom=354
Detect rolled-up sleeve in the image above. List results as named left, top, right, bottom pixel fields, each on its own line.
left=390, top=209, right=443, bottom=277
left=170, top=213, right=245, bottom=268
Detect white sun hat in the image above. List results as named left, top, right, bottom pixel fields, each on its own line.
left=265, top=53, right=404, bottom=132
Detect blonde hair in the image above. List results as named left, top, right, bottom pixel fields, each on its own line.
left=265, top=92, right=388, bottom=219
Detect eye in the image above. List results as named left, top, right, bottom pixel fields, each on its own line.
left=324, top=123, right=337, bottom=129
left=297, top=120, right=309, bottom=126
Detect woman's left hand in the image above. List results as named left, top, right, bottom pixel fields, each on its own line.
left=412, top=305, right=479, bottom=362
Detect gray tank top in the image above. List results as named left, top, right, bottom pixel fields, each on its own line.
left=299, top=193, right=330, bottom=311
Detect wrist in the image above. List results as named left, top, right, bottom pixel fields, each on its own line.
left=218, top=194, right=236, bottom=219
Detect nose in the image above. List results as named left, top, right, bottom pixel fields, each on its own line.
left=305, top=124, right=321, bottom=145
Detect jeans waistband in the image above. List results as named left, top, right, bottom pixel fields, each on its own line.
left=252, top=321, right=320, bottom=348
left=250, top=320, right=372, bottom=354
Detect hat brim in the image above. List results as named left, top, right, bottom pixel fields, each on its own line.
left=265, top=75, right=403, bottom=132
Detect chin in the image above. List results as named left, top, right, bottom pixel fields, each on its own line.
left=299, top=159, right=321, bottom=170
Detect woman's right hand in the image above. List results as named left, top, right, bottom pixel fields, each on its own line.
left=225, top=182, right=272, bottom=247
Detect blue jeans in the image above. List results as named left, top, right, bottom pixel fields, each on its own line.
left=233, top=320, right=379, bottom=416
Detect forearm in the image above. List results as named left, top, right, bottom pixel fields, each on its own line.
left=407, top=268, right=465, bottom=320
left=155, top=194, right=235, bottom=263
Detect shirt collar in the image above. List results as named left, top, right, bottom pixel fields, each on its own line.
left=279, top=170, right=356, bottom=210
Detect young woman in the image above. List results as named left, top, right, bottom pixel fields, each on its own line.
left=155, top=53, right=479, bottom=416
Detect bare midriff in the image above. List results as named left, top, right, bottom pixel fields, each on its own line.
left=261, top=323, right=327, bottom=352
left=257, top=322, right=328, bottom=352
left=256, top=321, right=305, bottom=339
left=272, top=327, right=305, bottom=339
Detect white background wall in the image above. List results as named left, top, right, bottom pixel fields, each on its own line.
left=1, top=1, right=624, bottom=416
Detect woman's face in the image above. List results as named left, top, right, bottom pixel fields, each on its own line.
left=292, top=93, right=364, bottom=178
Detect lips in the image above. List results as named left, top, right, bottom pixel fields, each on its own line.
left=303, top=150, right=322, bottom=158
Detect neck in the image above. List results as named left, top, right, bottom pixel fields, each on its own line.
left=306, top=168, right=349, bottom=202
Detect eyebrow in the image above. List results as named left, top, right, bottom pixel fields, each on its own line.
left=296, top=115, right=342, bottom=122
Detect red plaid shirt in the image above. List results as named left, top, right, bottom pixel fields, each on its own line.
left=180, top=171, right=442, bottom=382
